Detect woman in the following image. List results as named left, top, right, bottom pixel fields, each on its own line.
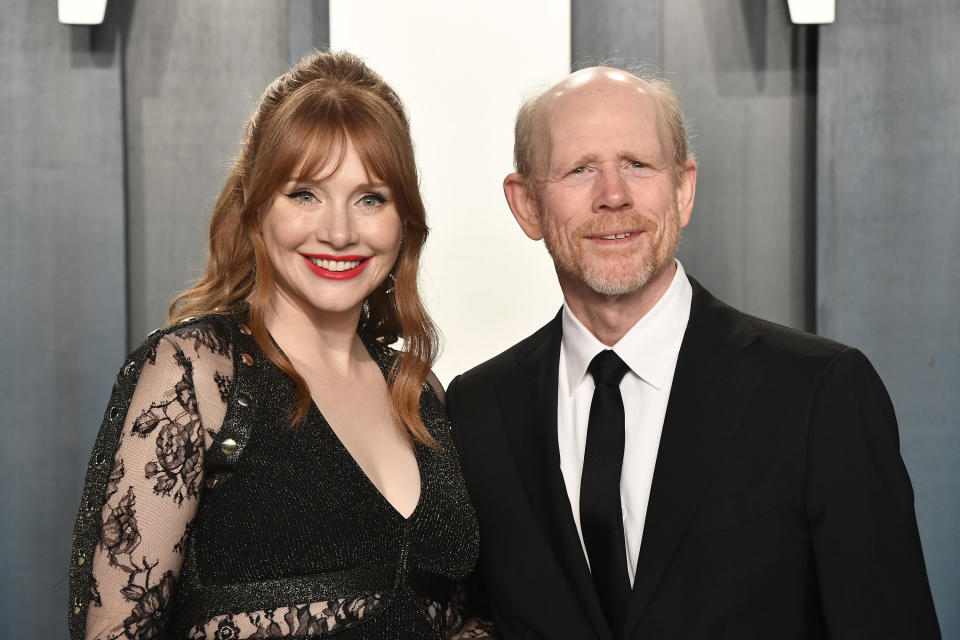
left=68, top=50, right=493, bottom=639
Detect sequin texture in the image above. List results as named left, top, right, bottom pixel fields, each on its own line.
left=69, top=308, right=480, bottom=639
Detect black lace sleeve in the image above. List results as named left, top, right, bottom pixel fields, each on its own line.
left=442, top=583, right=499, bottom=639
left=69, top=327, right=233, bottom=640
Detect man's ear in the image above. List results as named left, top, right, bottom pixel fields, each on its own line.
left=675, top=159, right=697, bottom=228
left=503, top=172, right=544, bottom=241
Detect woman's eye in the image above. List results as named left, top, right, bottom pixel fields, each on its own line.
left=287, top=189, right=316, bottom=204
left=358, top=193, right=386, bottom=207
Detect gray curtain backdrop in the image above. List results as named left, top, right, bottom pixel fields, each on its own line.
left=816, top=1, right=960, bottom=633
left=1, top=0, right=126, bottom=632
left=1, top=0, right=955, bottom=636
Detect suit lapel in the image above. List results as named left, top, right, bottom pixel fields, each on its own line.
left=624, top=279, right=766, bottom=638
left=496, top=313, right=613, bottom=640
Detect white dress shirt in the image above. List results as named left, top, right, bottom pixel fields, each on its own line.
left=557, top=260, right=692, bottom=585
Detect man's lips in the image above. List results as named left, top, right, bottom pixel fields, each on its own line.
left=585, top=230, right=644, bottom=243
left=301, top=254, right=370, bottom=280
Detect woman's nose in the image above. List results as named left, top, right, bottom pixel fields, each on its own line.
left=318, top=202, right=356, bottom=248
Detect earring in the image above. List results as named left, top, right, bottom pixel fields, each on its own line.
left=384, top=273, right=396, bottom=295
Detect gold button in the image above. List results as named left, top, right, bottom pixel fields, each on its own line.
left=220, top=438, right=238, bottom=455
left=239, top=324, right=252, bottom=336
left=73, top=606, right=81, bottom=615
left=76, top=552, right=85, bottom=566
left=205, top=477, right=217, bottom=489
left=237, top=392, right=252, bottom=407
left=122, top=361, right=136, bottom=376
left=241, top=353, right=254, bottom=367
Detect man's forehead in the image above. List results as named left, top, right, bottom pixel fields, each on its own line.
left=550, top=67, right=648, bottom=97
left=536, top=75, right=664, bottom=155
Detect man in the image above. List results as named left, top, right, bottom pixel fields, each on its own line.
left=445, top=67, right=940, bottom=639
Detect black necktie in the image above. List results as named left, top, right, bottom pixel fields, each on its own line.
left=580, top=349, right=631, bottom=637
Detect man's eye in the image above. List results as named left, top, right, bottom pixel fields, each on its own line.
left=287, top=189, right=316, bottom=203
left=631, top=161, right=645, bottom=169
left=571, top=166, right=586, bottom=175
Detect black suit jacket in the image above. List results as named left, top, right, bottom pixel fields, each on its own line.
left=446, top=278, right=940, bottom=639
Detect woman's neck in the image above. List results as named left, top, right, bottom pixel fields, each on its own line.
left=262, top=292, right=366, bottom=373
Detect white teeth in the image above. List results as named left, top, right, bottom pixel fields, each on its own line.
left=600, top=232, right=632, bottom=240
left=310, top=257, right=361, bottom=272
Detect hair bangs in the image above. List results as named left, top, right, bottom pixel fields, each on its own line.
left=273, top=103, right=351, bottom=189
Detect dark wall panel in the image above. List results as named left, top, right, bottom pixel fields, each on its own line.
left=124, top=0, right=291, bottom=344
left=0, top=2, right=126, bottom=636
left=818, top=2, right=960, bottom=635
left=288, top=0, right=330, bottom=66
left=572, top=0, right=661, bottom=67
left=664, top=0, right=814, bottom=330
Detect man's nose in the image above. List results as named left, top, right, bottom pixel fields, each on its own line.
left=592, top=167, right=632, bottom=212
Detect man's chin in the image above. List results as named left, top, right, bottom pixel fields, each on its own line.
left=581, top=267, right=654, bottom=297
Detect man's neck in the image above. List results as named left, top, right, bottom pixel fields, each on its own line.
left=560, top=261, right=678, bottom=346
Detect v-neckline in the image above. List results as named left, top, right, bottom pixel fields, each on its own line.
left=309, top=399, right=423, bottom=521
left=294, top=331, right=422, bottom=521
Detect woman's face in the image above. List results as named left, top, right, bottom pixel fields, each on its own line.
left=260, top=138, right=403, bottom=320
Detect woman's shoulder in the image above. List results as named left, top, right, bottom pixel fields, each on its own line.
left=131, top=309, right=248, bottom=370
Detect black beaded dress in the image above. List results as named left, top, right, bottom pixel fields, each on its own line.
left=68, top=309, right=482, bottom=639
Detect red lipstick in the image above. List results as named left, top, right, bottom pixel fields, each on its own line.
left=301, top=254, right=370, bottom=280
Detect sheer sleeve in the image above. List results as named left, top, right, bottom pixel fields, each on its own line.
left=72, top=326, right=233, bottom=640
left=440, top=584, right=498, bottom=640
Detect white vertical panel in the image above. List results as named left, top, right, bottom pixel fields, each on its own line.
left=786, top=0, right=835, bottom=24
left=330, top=0, right=570, bottom=383
left=57, top=0, right=108, bottom=24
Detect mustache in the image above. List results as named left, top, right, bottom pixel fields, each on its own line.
left=575, top=212, right=658, bottom=237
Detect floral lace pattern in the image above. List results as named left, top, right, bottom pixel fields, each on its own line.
left=85, top=325, right=232, bottom=640
left=186, top=596, right=384, bottom=639
left=79, top=319, right=495, bottom=639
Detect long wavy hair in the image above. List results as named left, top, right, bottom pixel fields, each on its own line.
left=169, top=50, right=439, bottom=446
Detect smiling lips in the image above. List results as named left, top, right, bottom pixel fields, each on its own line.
left=587, top=230, right=641, bottom=243
left=301, top=254, right=370, bottom=280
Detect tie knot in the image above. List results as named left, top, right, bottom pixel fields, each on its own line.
left=587, top=350, right=630, bottom=386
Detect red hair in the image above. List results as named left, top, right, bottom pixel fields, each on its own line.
left=169, top=50, right=439, bottom=446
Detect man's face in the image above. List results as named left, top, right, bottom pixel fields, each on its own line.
left=528, top=76, right=692, bottom=298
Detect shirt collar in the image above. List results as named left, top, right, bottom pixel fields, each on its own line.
left=561, top=260, right=692, bottom=394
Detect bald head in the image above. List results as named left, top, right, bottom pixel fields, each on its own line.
left=513, top=67, right=692, bottom=185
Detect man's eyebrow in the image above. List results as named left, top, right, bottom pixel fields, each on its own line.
left=551, top=154, right=597, bottom=172
left=621, top=151, right=665, bottom=167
